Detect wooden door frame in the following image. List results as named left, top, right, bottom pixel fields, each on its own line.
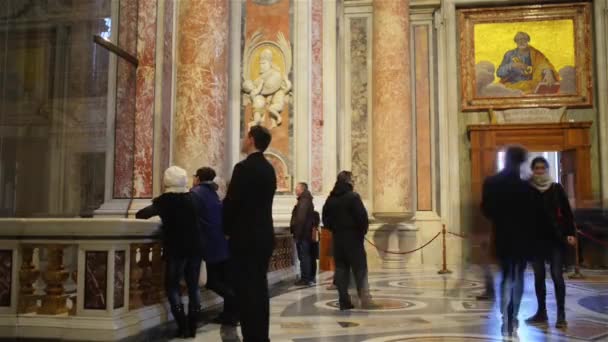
left=467, top=122, right=594, bottom=254
left=467, top=122, right=593, bottom=262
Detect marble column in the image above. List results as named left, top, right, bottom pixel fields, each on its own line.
left=172, top=0, right=229, bottom=177
left=371, top=0, right=413, bottom=221
left=370, top=0, right=415, bottom=269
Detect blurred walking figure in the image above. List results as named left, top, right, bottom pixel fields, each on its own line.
left=526, top=157, right=576, bottom=328
left=481, top=146, right=536, bottom=338
left=136, top=166, right=204, bottom=338
left=322, top=171, right=377, bottom=310
left=191, top=167, right=238, bottom=326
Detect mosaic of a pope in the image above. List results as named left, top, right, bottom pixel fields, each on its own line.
left=497, top=31, right=559, bottom=94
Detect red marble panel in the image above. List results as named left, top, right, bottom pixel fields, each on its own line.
left=173, top=0, right=229, bottom=177
left=84, top=251, right=107, bottom=310
left=414, top=25, right=432, bottom=211
left=118, top=0, right=138, bottom=54
left=133, top=0, right=157, bottom=198
left=113, top=0, right=138, bottom=198
left=0, top=250, right=12, bottom=307
left=160, top=0, right=174, bottom=174
left=134, top=66, right=155, bottom=197
left=311, top=0, right=323, bottom=193
left=113, top=61, right=136, bottom=198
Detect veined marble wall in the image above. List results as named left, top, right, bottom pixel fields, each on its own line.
left=113, top=0, right=138, bottom=199
left=159, top=0, right=174, bottom=182
left=349, top=17, right=371, bottom=200
left=341, top=4, right=373, bottom=201
left=173, top=0, right=229, bottom=179
left=113, top=0, right=157, bottom=199
left=311, top=0, right=324, bottom=193
left=133, top=0, right=157, bottom=198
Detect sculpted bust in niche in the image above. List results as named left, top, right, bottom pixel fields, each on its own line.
left=242, top=49, right=292, bottom=129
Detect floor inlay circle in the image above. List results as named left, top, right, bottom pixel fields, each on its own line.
left=363, top=334, right=505, bottom=342
left=315, top=297, right=427, bottom=312
left=388, top=278, right=482, bottom=290
left=578, top=295, right=608, bottom=315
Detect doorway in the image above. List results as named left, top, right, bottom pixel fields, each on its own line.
left=467, top=122, right=593, bottom=262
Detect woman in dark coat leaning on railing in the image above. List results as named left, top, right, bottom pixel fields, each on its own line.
left=136, top=166, right=205, bottom=338
left=525, top=157, right=576, bottom=329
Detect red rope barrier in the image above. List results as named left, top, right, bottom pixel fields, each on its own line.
left=364, top=231, right=441, bottom=255
left=577, top=229, right=608, bottom=248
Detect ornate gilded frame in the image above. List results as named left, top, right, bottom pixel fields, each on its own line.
left=459, top=3, right=593, bottom=111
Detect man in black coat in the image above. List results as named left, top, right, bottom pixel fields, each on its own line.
left=290, top=182, right=316, bottom=286
left=481, top=145, right=536, bottom=338
left=322, top=171, right=376, bottom=310
left=223, top=125, right=277, bottom=342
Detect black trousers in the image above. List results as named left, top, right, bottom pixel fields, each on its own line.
left=332, top=236, right=369, bottom=303
left=233, top=252, right=272, bottom=342
left=531, top=245, right=566, bottom=314
left=206, top=260, right=238, bottom=320
left=296, top=239, right=317, bottom=282
left=165, top=256, right=203, bottom=309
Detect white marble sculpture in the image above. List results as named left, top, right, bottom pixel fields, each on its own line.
left=242, top=31, right=292, bottom=129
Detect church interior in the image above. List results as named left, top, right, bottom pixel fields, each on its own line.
left=1, top=0, right=608, bottom=341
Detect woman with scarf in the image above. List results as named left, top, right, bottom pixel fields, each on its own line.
left=526, top=157, right=576, bottom=329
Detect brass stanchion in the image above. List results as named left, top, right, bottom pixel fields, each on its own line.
left=438, top=224, right=452, bottom=274
left=569, top=228, right=584, bottom=279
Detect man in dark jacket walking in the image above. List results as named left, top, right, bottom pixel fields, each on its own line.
left=322, top=171, right=376, bottom=310
left=290, top=182, right=316, bottom=286
left=223, top=125, right=277, bottom=342
left=191, top=167, right=238, bottom=326
left=481, top=145, right=536, bottom=338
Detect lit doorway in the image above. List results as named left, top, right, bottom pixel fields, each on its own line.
left=496, top=151, right=560, bottom=181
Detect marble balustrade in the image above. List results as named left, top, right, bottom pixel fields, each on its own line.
left=0, top=219, right=296, bottom=341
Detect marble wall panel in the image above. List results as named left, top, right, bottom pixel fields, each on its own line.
left=160, top=0, right=174, bottom=174
left=113, top=0, right=138, bottom=198
left=173, top=0, right=229, bottom=177
left=132, top=0, right=157, bottom=198
left=84, top=251, right=108, bottom=310
left=310, top=0, right=323, bottom=193
left=350, top=18, right=370, bottom=200
left=241, top=0, right=293, bottom=192
left=114, top=250, right=125, bottom=309
left=414, top=25, right=432, bottom=211
left=0, top=250, right=12, bottom=307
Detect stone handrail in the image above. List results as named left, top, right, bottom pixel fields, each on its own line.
left=0, top=218, right=295, bottom=341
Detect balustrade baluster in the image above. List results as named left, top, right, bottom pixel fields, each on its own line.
left=150, top=243, right=163, bottom=304
left=129, top=245, right=143, bottom=310
left=18, top=245, right=39, bottom=313
left=39, top=244, right=69, bottom=315
left=138, top=244, right=153, bottom=305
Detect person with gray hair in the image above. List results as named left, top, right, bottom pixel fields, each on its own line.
left=136, top=166, right=205, bottom=338
left=481, top=146, right=537, bottom=338
left=496, top=31, right=559, bottom=94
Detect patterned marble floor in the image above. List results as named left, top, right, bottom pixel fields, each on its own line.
left=177, top=266, right=608, bottom=342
